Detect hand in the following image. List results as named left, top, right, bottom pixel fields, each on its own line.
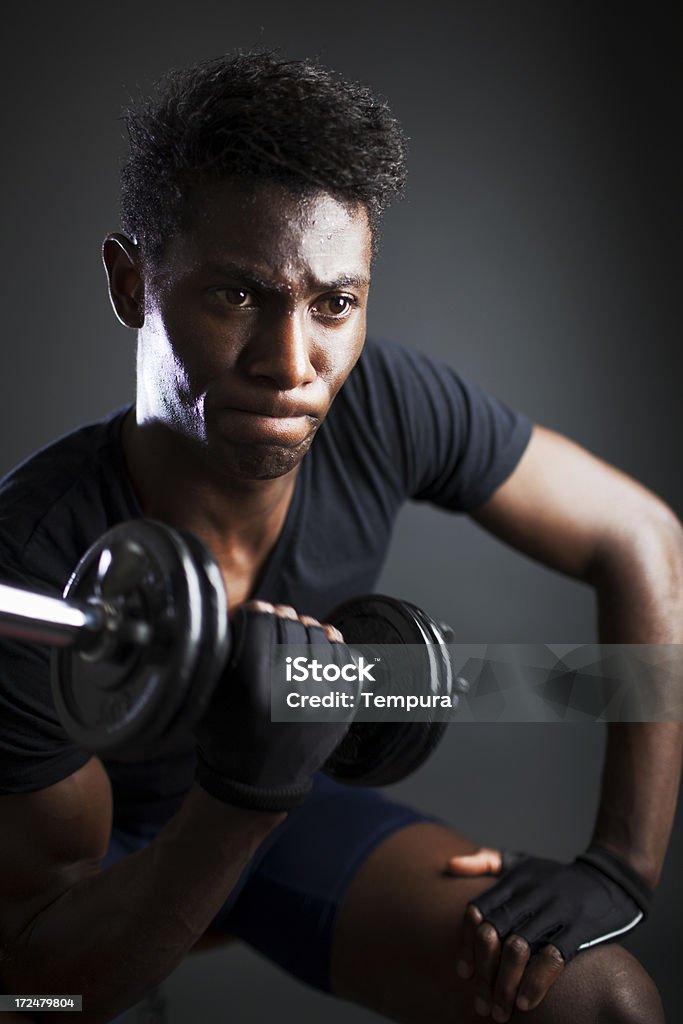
left=195, top=601, right=357, bottom=812
left=447, top=845, right=650, bottom=1020
left=448, top=847, right=564, bottom=1021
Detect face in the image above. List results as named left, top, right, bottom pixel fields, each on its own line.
left=126, top=180, right=371, bottom=481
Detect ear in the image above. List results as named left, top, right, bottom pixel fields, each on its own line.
left=102, top=233, right=145, bottom=328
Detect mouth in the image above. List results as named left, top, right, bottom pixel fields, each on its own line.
left=229, top=401, right=319, bottom=420
left=217, top=406, right=318, bottom=445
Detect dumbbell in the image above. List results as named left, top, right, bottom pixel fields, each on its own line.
left=0, top=519, right=453, bottom=785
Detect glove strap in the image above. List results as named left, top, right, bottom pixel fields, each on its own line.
left=195, top=751, right=312, bottom=812
left=576, top=844, right=653, bottom=918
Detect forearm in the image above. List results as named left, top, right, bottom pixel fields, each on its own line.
left=589, top=512, right=683, bottom=887
left=5, top=785, right=283, bottom=1023
left=591, top=722, right=683, bottom=887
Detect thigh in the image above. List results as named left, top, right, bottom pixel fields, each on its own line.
left=215, top=773, right=437, bottom=992
left=330, top=820, right=486, bottom=1021
left=329, top=822, right=662, bottom=1024
left=102, top=776, right=437, bottom=994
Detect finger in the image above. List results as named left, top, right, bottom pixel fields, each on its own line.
left=447, top=847, right=503, bottom=877
left=298, top=616, right=344, bottom=643
left=514, top=943, right=565, bottom=1013
left=490, top=933, right=531, bottom=1022
left=298, top=614, right=321, bottom=627
left=472, top=918, right=502, bottom=1017
left=239, top=598, right=274, bottom=610
left=456, top=902, right=482, bottom=980
left=272, top=604, right=299, bottom=619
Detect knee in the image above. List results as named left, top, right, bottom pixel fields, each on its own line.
left=569, top=944, right=664, bottom=1024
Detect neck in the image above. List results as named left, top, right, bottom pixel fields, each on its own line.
left=120, top=409, right=299, bottom=557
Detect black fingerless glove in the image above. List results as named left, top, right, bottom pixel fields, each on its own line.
left=194, top=609, right=356, bottom=812
left=471, top=844, right=653, bottom=962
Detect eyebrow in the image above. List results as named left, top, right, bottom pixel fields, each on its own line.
left=198, top=261, right=370, bottom=293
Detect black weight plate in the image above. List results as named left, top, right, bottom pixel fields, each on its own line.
left=328, top=594, right=428, bottom=645
left=325, top=720, right=448, bottom=787
left=324, top=594, right=451, bottom=786
left=155, top=528, right=230, bottom=751
left=52, top=521, right=212, bottom=754
left=403, top=600, right=454, bottom=700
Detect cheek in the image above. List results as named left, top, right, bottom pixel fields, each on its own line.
left=321, top=324, right=366, bottom=389
left=140, top=326, right=193, bottom=409
left=138, top=315, right=203, bottom=416
left=148, top=304, right=233, bottom=389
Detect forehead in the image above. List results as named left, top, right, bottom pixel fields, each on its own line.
left=158, top=179, right=372, bottom=288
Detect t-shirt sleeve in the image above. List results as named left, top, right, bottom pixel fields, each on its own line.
left=0, top=562, right=90, bottom=793
left=358, top=338, right=533, bottom=511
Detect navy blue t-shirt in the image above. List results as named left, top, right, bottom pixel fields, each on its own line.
left=0, top=337, right=532, bottom=822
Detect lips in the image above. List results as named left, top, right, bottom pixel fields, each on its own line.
left=216, top=405, right=317, bottom=445
left=218, top=390, right=322, bottom=423
left=230, top=404, right=317, bottom=420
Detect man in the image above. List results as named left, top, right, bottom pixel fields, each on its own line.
left=0, top=53, right=681, bottom=1024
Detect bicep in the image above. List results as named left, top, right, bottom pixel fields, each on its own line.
left=0, top=757, right=112, bottom=952
left=470, top=424, right=674, bottom=580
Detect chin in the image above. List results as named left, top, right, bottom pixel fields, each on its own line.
left=221, top=438, right=313, bottom=481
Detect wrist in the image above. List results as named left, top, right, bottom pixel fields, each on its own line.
left=195, top=750, right=312, bottom=813
left=186, top=782, right=287, bottom=833
left=587, top=834, right=661, bottom=890
left=577, top=844, right=654, bottom=915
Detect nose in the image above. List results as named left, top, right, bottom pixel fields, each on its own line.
left=243, top=312, right=316, bottom=391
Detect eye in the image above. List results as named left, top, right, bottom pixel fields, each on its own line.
left=313, top=295, right=358, bottom=320
left=218, top=288, right=256, bottom=308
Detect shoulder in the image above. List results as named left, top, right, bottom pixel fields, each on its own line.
left=0, top=408, right=132, bottom=584
left=335, top=335, right=483, bottom=443
left=345, top=335, right=477, bottom=408
left=349, top=335, right=442, bottom=384
left=331, top=336, right=532, bottom=511
left=334, top=336, right=458, bottom=425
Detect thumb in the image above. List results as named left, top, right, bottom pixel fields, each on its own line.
left=446, top=846, right=503, bottom=876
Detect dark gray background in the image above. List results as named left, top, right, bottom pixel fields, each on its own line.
left=2, top=2, right=681, bottom=1021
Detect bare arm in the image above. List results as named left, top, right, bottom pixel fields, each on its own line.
left=449, top=424, right=683, bottom=1016
left=0, top=758, right=282, bottom=1024
left=472, top=424, right=683, bottom=885
left=586, top=532, right=683, bottom=888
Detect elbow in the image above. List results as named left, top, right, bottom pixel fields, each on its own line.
left=591, top=496, right=683, bottom=576
left=589, top=498, right=683, bottom=642
left=632, top=501, right=683, bottom=579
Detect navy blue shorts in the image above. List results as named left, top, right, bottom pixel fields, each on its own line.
left=103, top=774, right=433, bottom=994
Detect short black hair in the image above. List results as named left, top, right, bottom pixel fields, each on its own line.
left=120, top=52, right=408, bottom=263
